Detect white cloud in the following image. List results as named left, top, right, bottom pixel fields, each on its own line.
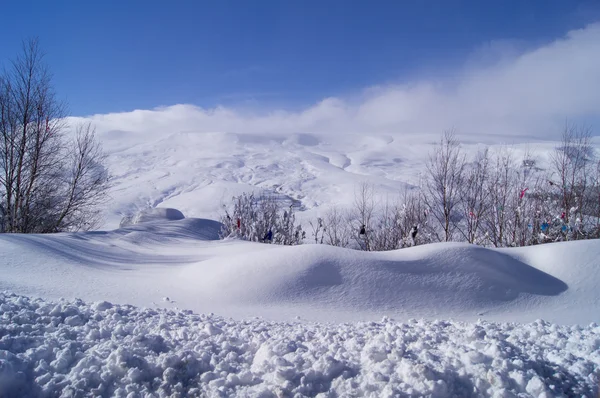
left=71, top=23, right=600, bottom=142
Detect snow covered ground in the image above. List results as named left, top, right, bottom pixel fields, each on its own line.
left=1, top=217, right=600, bottom=396
left=2, top=116, right=600, bottom=396
left=1, top=217, right=599, bottom=325
left=2, top=292, right=599, bottom=397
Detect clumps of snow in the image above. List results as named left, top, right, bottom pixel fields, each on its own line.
left=1, top=292, right=598, bottom=397
left=120, top=208, right=185, bottom=228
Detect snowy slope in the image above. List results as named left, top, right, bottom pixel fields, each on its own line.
left=1, top=218, right=598, bottom=325
left=96, top=127, right=563, bottom=230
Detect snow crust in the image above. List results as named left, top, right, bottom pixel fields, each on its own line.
left=1, top=292, right=598, bottom=397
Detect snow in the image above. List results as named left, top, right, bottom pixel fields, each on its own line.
left=94, top=128, right=567, bottom=230
left=120, top=207, right=185, bottom=228
left=2, top=121, right=600, bottom=395
left=1, top=219, right=599, bottom=325
left=2, top=292, right=599, bottom=397
left=2, top=219, right=600, bottom=396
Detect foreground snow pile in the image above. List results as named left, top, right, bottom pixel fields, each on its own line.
left=1, top=293, right=598, bottom=397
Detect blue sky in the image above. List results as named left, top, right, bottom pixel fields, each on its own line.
left=2, top=0, right=599, bottom=116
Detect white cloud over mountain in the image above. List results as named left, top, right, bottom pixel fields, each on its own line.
left=72, top=23, right=600, bottom=140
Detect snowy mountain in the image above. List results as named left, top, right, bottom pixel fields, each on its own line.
left=80, top=117, right=561, bottom=231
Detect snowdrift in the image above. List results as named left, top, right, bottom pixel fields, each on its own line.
left=172, top=242, right=572, bottom=321
left=1, top=218, right=599, bottom=324
left=119, top=207, right=185, bottom=228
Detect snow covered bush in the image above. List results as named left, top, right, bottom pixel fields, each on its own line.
left=220, top=192, right=305, bottom=245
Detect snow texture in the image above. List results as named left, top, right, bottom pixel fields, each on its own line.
left=1, top=292, right=599, bottom=398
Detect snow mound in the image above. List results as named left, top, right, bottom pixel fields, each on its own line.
left=0, top=218, right=222, bottom=276
left=284, top=133, right=321, bottom=147
left=174, top=243, right=569, bottom=319
left=115, top=217, right=222, bottom=243
left=1, top=292, right=598, bottom=397
left=120, top=207, right=185, bottom=228
left=1, top=223, right=599, bottom=323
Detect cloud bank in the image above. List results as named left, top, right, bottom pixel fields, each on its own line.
left=73, top=23, right=600, bottom=141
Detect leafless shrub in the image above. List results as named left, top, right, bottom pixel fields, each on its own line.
left=423, top=130, right=466, bottom=242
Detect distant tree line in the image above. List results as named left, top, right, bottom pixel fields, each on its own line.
left=223, top=126, right=600, bottom=250
left=316, top=126, right=600, bottom=250
left=0, top=39, right=109, bottom=233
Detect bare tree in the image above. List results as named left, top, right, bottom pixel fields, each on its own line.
left=590, top=159, right=600, bottom=238
left=394, top=188, right=430, bottom=247
left=352, top=182, right=376, bottom=250
left=52, top=123, right=110, bottom=231
left=370, top=189, right=431, bottom=250
left=370, top=197, right=402, bottom=251
left=309, top=217, right=326, bottom=244
left=322, top=205, right=353, bottom=248
left=457, top=148, right=490, bottom=244
left=508, top=152, right=538, bottom=247
left=322, top=187, right=431, bottom=251
left=550, top=124, right=593, bottom=240
left=423, top=130, right=466, bottom=242
left=483, top=148, right=519, bottom=247
left=0, top=39, right=109, bottom=233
